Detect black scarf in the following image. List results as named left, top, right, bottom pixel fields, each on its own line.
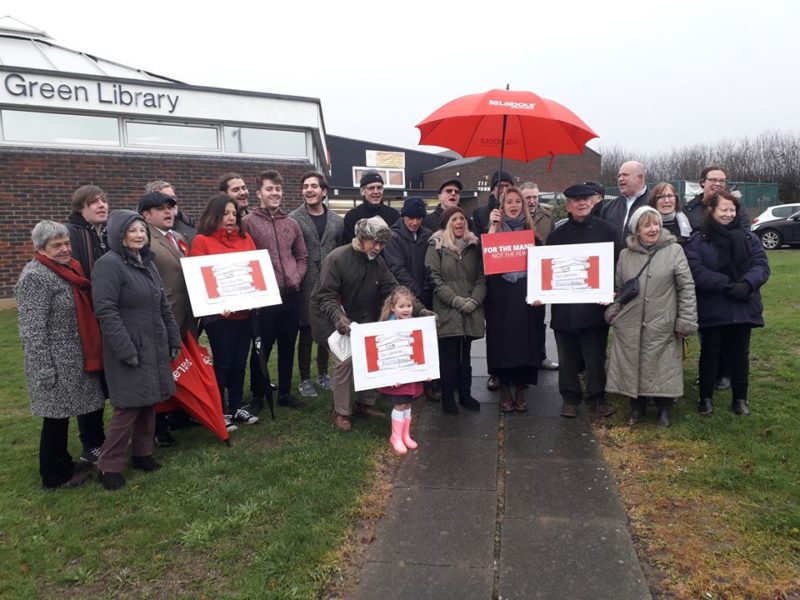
left=702, top=216, right=751, bottom=280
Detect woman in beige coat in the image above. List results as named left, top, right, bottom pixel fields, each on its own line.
left=605, top=207, right=698, bottom=427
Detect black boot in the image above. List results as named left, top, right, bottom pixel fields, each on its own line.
left=628, top=397, right=646, bottom=425
left=656, top=408, right=671, bottom=428
left=732, top=399, right=750, bottom=416
left=442, top=396, right=459, bottom=415
left=698, top=398, right=714, bottom=415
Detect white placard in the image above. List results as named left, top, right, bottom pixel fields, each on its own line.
left=181, top=249, right=282, bottom=317
left=350, top=317, right=440, bottom=392
left=526, top=242, right=614, bottom=304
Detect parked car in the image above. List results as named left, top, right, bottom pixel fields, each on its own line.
left=751, top=203, right=800, bottom=228
left=752, top=209, right=800, bottom=249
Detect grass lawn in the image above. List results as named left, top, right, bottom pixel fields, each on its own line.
left=0, top=310, right=389, bottom=599
left=599, top=249, right=800, bottom=599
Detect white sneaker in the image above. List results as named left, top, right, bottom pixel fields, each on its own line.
left=316, top=373, right=332, bottom=391
left=224, top=415, right=238, bottom=432
left=232, top=408, right=259, bottom=425
left=298, top=379, right=318, bottom=397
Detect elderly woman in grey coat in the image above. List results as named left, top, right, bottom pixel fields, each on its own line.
left=92, top=210, right=181, bottom=491
left=605, top=207, right=698, bottom=427
left=16, top=221, right=106, bottom=489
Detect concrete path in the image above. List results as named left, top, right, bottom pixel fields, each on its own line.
left=352, top=334, right=652, bottom=600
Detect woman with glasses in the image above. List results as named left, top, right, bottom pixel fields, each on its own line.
left=647, top=182, right=692, bottom=243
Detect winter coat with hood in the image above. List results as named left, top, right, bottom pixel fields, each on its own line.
left=604, top=230, right=698, bottom=399
left=683, top=221, right=769, bottom=329
left=288, top=204, right=345, bottom=327
left=242, top=207, right=308, bottom=294
left=91, top=210, right=181, bottom=409
left=383, top=219, right=433, bottom=308
left=425, top=229, right=486, bottom=339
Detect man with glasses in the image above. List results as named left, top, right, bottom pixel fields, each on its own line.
left=424, top=178, right=462, bottom=232
left=471, top=170, right=514, bottom=236
left=684, top=166, right=751, bottom=232
left=342, top=170, right=401, bottom=243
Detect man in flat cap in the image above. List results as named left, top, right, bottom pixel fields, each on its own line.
left=310, top=217, right=433, bottom=431
left=471, top=169, right=514, bottom=236
left=138, top=190, right=196, bottom=446
left=342, top=170, right=401, bottom=243
left=545, top=184, right=619, bottom=419
left=424, top=178, right=462, bottom=232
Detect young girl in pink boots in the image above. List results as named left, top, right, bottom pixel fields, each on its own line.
left=377, top=286, right=426, bottom=455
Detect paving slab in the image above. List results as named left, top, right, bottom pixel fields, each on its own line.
left=367, top=486, right=497, bottom=567
left=353, top=563, right=494, bottom=600
left=395, top=436, right=497, bottom=490
left=415, top=403, right=498, bottom=439
left=504, top=416, right=600, bottom=461
left=504, top=458, right=627, bottom=521
left=498, top=515, right=651, bottom=600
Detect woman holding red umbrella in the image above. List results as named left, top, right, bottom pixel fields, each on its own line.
left=484, top=187, right=545, bottom=412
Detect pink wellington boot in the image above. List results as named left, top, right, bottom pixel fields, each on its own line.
left=390, top=418, right=408, bottom=454
left=402, top=417, right=417, bottom=450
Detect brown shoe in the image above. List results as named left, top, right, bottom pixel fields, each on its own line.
left=57, top=470, right=92, bottom=489
left=425, top=388, right=442, bottom=402
left=500, top=385, right=514, bottom=413
left=487, top=376, right=500, bottom=391
left=596, top=403, right=616, bottom=418
left=513, top=385, right=528, bottom=412
left=333, top=413, right=352, bottom=431
left=353, top=404, right=386, bottom=419
left=560, top=403, right=578, bottom=418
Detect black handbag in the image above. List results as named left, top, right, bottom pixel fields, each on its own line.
left=616, top=251, right=657, bottom=305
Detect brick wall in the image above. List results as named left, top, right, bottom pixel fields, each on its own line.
left=0, top=147, right=313, bottom=297
left=423, top=149, right=601, bottom=216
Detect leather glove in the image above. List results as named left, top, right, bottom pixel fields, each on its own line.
left=335, top=315, right=352, bottom=335
left=125, top=355, right=140, bottom=368
left=169, top=347, right=181, bottom=360
left=725, top=281, right=751, bottom=302
left=451, top=296, right=469, bottom=310
left=461, top=298, right=479, bottom=314
left=418, top=308, right=436, bottom=318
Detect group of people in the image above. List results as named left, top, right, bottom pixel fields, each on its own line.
left=16, top=160, right=770, bottom=489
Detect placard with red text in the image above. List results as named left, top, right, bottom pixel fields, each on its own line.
left=481, top=230, right=536, bottom=275
left=526, top=242, right=614, bottom=304
left=350, top=316, right=439, bottom=392
left=181, top=249, right=282, bottom=316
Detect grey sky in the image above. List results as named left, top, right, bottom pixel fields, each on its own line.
left=5, top=0, right=799, bottom=157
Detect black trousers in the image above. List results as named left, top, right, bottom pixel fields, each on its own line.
left=40, top=417, right=76, bottom=488
left=251, top=292, right=300, bottom=398
left=699, top=325, right=752, bottom=400
left=77, top=407, right=105, bottom=451
left=439, top=336, right=474, bottom=400
left=297, top=325, right=329, bottom=381
left=206, top=317, right=251, bottom=412
left=554, top=328, right=609, bottom=405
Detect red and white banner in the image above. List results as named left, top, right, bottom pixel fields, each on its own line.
left=181, top=249, right=282, bottom=316
left=526, top=242, right=614, bottom=304
left=480, top=230, right=536, bottom=275
left=350, top=316, right=439, bottom=392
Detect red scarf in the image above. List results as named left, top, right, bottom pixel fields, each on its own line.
left=34, top=253, right=103, bottom=373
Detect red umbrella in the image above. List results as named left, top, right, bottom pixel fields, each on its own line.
left=167, top=333, right=230, bottom=444
left=416, top=87, right=598, bottom=171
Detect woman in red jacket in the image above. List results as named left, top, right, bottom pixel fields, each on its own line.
left=191, top=194, right=260, bottom=430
